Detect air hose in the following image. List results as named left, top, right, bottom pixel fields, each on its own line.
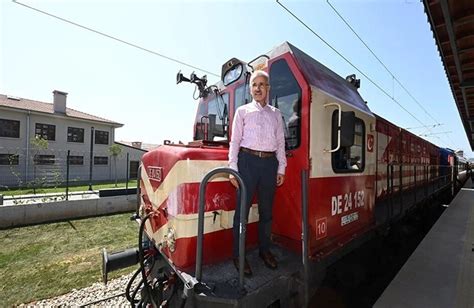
left=138, top=213, right=158, bottom=308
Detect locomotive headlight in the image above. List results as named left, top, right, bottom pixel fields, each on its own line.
left=164, top=227, right=176, bottom=253
left=223, top=63, right=243, bottom=86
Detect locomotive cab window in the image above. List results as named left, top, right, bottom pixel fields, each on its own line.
left=269, top=59, right=302, bottom=150
left=234, top=84, right=251, bottom=111
left=194, top=93, right=229, bottom=141
left=332, top=112, right=365, bottom=173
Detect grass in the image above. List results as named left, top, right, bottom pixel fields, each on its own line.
left=0, top=180, right=137, bottom=196
left=0, top=213, right=139, bottom=306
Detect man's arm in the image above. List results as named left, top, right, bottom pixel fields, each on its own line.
left=229, top=108, right=243, bottom=172
left=275, top=110, right=287, bottom=176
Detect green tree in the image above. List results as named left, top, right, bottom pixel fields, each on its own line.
left=31, top=136, right=49, bottom=194
left=31, top=136, right=49, bottom=152
left=109, top=144, right=123, bottom=187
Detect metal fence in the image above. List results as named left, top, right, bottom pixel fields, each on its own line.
left=0, top=146, right=140, bottom=198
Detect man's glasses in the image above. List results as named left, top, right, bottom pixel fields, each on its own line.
left=251, top=83, right=269, bottom=89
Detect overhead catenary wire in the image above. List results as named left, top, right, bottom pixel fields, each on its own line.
left=418, top=131, right=452, bottom=137
left=326, top=0, right=454, bottom=150
left=13, top=0, right=456, bottom=148
left=12, top=0, right=220, bottom=78
left=326, top=0, right=441, bottom=126
left=275, top=0, right=437, bottom=135
left=405, top=123, right=444, bottom=130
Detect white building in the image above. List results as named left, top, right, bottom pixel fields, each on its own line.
left=0, top=91, right=146, bottom=187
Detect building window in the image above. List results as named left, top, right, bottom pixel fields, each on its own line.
left=331, top=112, right=365, bottom=173
left=69, top=156, right=84, bottom=165
left=35, top=123, right=56, bottom=141
left=34, top=155, right=55, bottom=165
left=129, top=161, right=139, bottom=178
left=0, top=154, right=19, bottom=165
left=95, top=130, right=109, bottom=145
left=0, top=118, right=20, bottom=138
left=68, top=127, right=84, bottom=143
left=94, top=156, right=108, bottom=165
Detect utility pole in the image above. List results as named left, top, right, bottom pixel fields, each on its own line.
left=88, top=127, right=94, bottom=191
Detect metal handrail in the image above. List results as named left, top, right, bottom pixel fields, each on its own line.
left=323, top=102, right=342, bottom=153
left=301, top=169, right=309, bottom=307
left=135, top=164, right=142, bottom=217
left=196, top=167, right=248, bottom=290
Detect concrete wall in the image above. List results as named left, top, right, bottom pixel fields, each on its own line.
left=0, top=195, right=137, bottom=229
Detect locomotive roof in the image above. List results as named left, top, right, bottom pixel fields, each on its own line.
left=267, top=42, right=372, bottom=114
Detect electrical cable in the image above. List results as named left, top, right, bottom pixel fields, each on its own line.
left=193, top=86, right=200, bottom=100
left=287, top=0, right=455, bottom=148
left=324, top=0, right=453, bottom=147
left=125, top=267, right=142, bottom=304
left=131, top=279, right=144, bottom=305
left=406, top=124, right=443, bottom=130
left=326, top=0, right=440, bottom=126
left=138, top=213, right=157, bottom=308
left=275, top=0, right=432, bottom=131
left=12, top=0, right=219, bottom=78
left=14, top=0, right=456, bottom=147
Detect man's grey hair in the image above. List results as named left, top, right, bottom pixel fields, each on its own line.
left=249, top=70, right=270, bottom=86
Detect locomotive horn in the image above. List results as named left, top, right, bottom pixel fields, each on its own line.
left=176, top=70, right=190, bottom=84
left=345, top=74, right=361, bottom=89
left=102, top=247, right=139, bottom=284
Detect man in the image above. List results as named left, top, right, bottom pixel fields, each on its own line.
left=228, top=70, right=287, bottom=276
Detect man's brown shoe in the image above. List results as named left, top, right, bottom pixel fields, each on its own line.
left=233, top=257, right=252, bottom=276
left=259, top=251, right=278, bottom=269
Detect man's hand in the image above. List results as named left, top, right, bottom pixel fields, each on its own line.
left=229, top=174, right=239, bottom=188
left=276, top=174, right=285, bottom=186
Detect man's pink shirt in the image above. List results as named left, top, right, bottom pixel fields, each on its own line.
left=228, top=100, right=287, bottom=175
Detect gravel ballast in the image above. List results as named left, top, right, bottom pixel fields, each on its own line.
left=19, top=271, right=139, bottom=307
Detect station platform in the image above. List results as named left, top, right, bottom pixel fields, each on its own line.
left=375, top=179, right=474, bottom=308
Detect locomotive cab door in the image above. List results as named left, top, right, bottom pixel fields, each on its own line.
left=267, top=54, right=311, bottom=251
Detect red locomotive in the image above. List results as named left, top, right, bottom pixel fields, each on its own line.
left=102, top=42, right=468, bottom=307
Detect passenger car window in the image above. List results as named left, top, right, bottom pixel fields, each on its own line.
left=332, top=112, right=365, bottom=173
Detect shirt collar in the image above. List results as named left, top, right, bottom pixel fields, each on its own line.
left=252, top=99, right=269, bottom=110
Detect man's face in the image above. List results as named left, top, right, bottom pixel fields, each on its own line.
left=250, top=75, right=270, bottom=104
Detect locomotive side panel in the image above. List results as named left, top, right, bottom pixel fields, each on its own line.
left=308, top=88, right=376, bottom=258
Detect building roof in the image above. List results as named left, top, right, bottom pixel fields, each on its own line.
left=423, top=0, right=474, bottom=150
left=0, top=94, right=123, bottom=127
left=117, top=141, right=160, bottom=152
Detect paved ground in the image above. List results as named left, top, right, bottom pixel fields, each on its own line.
left=375, top=179, right=474, bottom=308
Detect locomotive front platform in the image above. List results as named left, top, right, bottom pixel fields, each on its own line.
left=375, top=178, right=474, bottom=308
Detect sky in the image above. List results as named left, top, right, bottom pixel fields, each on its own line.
left=1, top=0, right=471, bottom=157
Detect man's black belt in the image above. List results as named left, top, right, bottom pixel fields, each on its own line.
left=240, top=147, right=275, bottom=158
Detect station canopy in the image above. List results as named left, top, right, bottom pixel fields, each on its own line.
left=423, top=0, right=474, bottom=150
